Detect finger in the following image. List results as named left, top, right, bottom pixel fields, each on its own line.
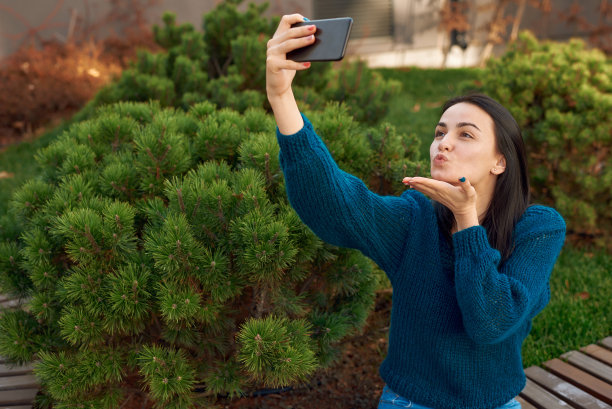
left=408, top=177, right=448, bottom=190
left=288, top=24, right=317, bottom=38
left=277, top=14, right=308, bottom=32
left=403, top=176, right=442, bottom=188
left=272, top=14, right=310, bottom=41
left=267, top=57, right=311, bottom=72
left=269, top=24, right=316, bottom=51
left=404, top=177, right=454, bottom=202
left=404, top=178, right=440, bottom=195
left=458, top=177, right=472, bottom=193
left=409, top=182, right=440, bottom=197
left=403, top=176, right=424, bottom=185
left=269, top=34, right=316, bottom=57
left=408, top=176, right=433, bottom=184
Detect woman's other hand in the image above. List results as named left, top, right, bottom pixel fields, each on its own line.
left=266, top=14, right=316, bottom=100
left=403, top=176, right=479, bottom=232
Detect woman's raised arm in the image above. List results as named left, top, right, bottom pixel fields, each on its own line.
left=266, top=14, right=315, bottom=134
left=265, top=15, right=423, bottom=276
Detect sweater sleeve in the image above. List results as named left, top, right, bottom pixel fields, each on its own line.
left=452, top=206, right=566, bottom=345
left=276, top=113, right=418, bottom=274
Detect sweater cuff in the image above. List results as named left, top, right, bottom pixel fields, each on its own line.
left=275, top=113, right=318, bottom=158
left=452, top=225, right=491, bottom=257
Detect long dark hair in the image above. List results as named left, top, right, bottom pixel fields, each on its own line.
left=434, top=94, right=530, bottom=262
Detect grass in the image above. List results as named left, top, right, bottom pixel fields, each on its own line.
left=0, top=118, right=78, bottom=215
left=522, top=247, right=612, bottom=367
left=374, top=67, right=612, bottom=367
left=377, top=67, right=482, bottom=160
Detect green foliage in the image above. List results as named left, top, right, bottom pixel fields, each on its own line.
left=138, top=345, right=197, bottom=409
left=0, top=241, right=28, bottom=295
left=35, top=349, right=125, bottom=403
left=0, top=310, right=43, bottom=363
left=321, top=61, right=402, bottom=125
left=477, top=31, right=612, bottom=248
left=237, top=315, right=317, bottom=388
left=307, top=103, right=426, bottom=195
left=292, top=61, right=403, bottom=126
left=203, top=0, right=274, bottom=79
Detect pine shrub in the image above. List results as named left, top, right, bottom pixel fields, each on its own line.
left=0, top=95, right=422, bottom=407
left=477, top=32, right=612, bottom=248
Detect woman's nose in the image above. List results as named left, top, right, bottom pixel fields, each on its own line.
left=438, top=137, right=452, bottom=151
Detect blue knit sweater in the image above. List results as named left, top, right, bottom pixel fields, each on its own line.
left=276, top=115, right=566, bottom=409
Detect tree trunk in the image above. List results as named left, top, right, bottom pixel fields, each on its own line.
left=479, top=0, right=511, bottom=67
left=510, top=0, right=528, bottom=42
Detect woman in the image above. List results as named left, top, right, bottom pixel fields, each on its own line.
left=266, top=14, right=566, bottom=409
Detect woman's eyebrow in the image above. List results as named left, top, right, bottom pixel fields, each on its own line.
left=457, top=122, right=481, bottom=131
left=436, top=121, right=481, bottom=131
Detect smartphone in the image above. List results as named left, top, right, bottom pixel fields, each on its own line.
left=287, top=17, right=353, bottom=62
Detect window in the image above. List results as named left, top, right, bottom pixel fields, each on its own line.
left=313, top=0, right=394, bottom=39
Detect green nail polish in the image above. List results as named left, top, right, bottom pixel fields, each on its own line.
left=459, top=177, right=466, bottom=183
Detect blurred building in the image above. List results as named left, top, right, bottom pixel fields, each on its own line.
left=0, top=0, right=603, bottom=67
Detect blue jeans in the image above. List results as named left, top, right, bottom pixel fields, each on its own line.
left=378, top=385, right=521, bottom=409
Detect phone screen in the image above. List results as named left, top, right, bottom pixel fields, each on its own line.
left=288, top=17, right=353, bottom=62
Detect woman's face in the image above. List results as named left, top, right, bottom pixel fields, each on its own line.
left=430, top=102, right=505, bottom=188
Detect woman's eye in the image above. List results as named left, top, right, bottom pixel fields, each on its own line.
left=462, top=132, right=473, bottom=138
left=435, top=131, right=445, bottom=138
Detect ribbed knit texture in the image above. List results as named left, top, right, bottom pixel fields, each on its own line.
left=276, top=114, right=566, bottom=409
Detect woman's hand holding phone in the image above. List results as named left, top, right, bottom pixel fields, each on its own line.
left=266, top=14, right=314, bottom=134
left=266, top=14, right=314, bottom=99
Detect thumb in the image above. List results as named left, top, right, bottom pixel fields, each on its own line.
left=458, top=177, right=472, bottom=192
left=458, top=177, right=477, bottom=202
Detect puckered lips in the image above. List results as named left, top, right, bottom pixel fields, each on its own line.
left=432, top=153, right=448, bottom=166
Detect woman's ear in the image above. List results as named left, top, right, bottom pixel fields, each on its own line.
left=491, top=156, right=506, bottom=175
